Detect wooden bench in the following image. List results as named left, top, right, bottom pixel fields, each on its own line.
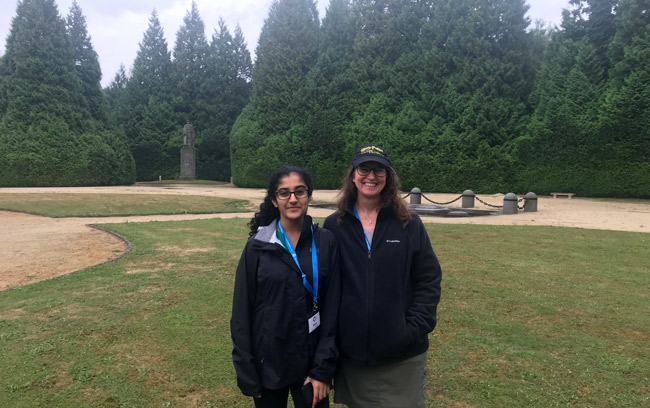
left=550, top=192, right=575, bottom=199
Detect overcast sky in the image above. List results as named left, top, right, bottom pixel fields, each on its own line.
left=0, top=0, right=570, bottom=87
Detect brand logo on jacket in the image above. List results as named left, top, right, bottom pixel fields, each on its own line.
left=386, top=239, right=400, bottom=243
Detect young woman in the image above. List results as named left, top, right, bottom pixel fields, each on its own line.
left=323, top=145, right=442, bottom=407
left=231, top=166, right=340, bottom=408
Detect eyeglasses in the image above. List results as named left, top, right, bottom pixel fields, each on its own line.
left=356, top=166, right=387, bottom=177
left=275, top=188, right=309, bottom=200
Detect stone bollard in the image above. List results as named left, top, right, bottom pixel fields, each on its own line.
left=462, top=190, right=475, bottom=208
left=503, top=193, right=518, bottom=215
left=410, top=188, right=422, bottom=205
left=523, top=192, right=538, bottom=212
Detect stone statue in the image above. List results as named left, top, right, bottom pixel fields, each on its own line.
left=183, top=123, right=195, bottom=147
left=180, top=123, right=196, bottom=180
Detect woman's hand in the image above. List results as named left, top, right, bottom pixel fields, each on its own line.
left=303, top=377, right=330, bottom=408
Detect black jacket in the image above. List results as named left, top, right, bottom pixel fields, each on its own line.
left=230, top=216, right=340, bottom=396
left=323, top=201, right=441, bottom=366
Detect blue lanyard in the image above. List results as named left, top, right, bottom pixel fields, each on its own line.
left=278, top=220, right=319, bottom=305
left=353, top=206, right=372, bottom=251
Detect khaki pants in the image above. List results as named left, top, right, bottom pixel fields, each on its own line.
left=334, top=352, right=428, bottom=408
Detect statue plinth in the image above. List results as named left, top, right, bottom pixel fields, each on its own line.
left=180, top=123, right=196, bottom=180
left=180, top=145, right=196, bottom=180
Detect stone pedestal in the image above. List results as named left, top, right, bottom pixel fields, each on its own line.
left=180, top=146, right=196, bottom=180
left=523, top=192, right=538, bottom=212
left=503, top=193, right=518, bottom=215
left=409, top=188, right=422, bottom=204
left=462, top=190, right=475, bottom=208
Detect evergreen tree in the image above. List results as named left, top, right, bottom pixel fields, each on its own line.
left=0, top=0, right=134, bottom=186
left=299, top=0, right=358, bottom=187
left=172, top=0, right=209, bottom=121
left=231, top=0, right=319, bottom=186
left=199, top=20, right=252, bottom=180
left=127, top=10, right=173, bottom=106
left=380, top=0, right=536, bottom=191
left=598, top=0, right=650, bottom=195
left=104, top=64, right=129, bottom=128
left=231, top=26, right=254, bottom=112
left=0, top=54, right=7, bottom=120
left=124, top=10, right=178, bottom=181
left=1, top=0, right=88, bottom=131
left=563, top=0, right=617, bottom=81
left=66, top=0, right=105, bottom=121
left=249, top=0, right=320, bottom=132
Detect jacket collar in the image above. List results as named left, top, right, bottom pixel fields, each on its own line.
left=253, top=215, right=314, bottom=246
left=345, top=198, right=389, bottom=220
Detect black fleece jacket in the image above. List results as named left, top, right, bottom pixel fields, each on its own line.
left=323, top=201, right=442, bottom=366
left=230, top=216, right=341, bottom=396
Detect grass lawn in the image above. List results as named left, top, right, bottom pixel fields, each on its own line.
left=0, top=193, right=251, bottom=217
left=0, top=218, right=648, bottom=407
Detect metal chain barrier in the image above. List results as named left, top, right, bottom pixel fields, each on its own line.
left=474, top=195, right=503, bottom=209
left=402, top=192, right=462, bottom=205
left=404, top=190, right=533, bottom=212
left=421, top=194, right=462, bottom=206
left=517, top=198, right=525, bottom=210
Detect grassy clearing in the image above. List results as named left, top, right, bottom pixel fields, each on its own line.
left=0, top=193, right=251, bottom=217
left=0, top=220, right=648, bottom=407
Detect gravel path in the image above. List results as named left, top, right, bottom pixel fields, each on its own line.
left=1, top=184, right=648, bottom=291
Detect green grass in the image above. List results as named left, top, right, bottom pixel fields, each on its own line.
left=0, top=193, right=251, bottom=217
left=1, top=219, right=648, bottom=407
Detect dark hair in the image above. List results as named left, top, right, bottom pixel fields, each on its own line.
left=335, top=165, right=411, bottom=227
left=248, top=166, right=314, bottom=237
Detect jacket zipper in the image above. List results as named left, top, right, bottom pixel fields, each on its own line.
left=349, top=207, right=375, bottom=365
left=362, top=219, right=373, bottom=365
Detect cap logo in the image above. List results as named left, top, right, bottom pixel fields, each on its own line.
left=360, top=145, right=384, bottom=155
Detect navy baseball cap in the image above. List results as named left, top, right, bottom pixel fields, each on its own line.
left=352, top=144, right=391, bottom=168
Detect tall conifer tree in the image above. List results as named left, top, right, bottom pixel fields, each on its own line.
left=250, top=0, right=320, bottom=132
left=600, top=0, right=650, bottom=184
left=199, top=20, right=252, bottom=180
left=105, top=64, right=129, bottom=128
left=299, top=0, right=356, bottom=187
left=0, top=0, right=134, bottom=186
left=172, top=1, right=209, bottom=121
left=66, top=1, right=105, bottom=121
left=125, top=10, right=178, bottom=181
left=1, top=0, right=88, bottom=131
left=231, top=0, right=319, bottom=186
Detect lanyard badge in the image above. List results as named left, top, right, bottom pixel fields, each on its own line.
left=353, top=206, right=372, bottom=251
left=277, top=221, right=319, bottom=308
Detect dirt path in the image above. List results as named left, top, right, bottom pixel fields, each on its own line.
left=1, top=184, right=649, bottom=291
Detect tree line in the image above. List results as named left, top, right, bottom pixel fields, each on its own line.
left=1, top=0, right=648, bottom=197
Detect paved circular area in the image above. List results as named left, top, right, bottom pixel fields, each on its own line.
left=1, top=184, right=648, bottom=291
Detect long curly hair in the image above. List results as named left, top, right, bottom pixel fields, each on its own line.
left=248, top=166, right=314, bottom=237
left=335, top=165, right=411, bottom=227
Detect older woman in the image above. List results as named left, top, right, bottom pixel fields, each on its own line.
left=323, top=145, right=442, bottom=407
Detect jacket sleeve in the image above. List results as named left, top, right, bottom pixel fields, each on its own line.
left=230, top=239, right=263, bottom=396
left=405, top=217, right=442, bottom=343
left=308, top=233, right=341, bottom=384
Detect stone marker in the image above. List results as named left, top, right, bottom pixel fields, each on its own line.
left=180, top=123, right=196, bottom=180
left=523, top=192, right=538, bottom=212
left=462, top=189, right=475, bottom=208
left=410, top=187, right=422, bottom=205
left=503, top=193, right=518, bottom=215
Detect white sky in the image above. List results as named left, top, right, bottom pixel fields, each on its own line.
left=0, top=0, right=570, bottom=87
